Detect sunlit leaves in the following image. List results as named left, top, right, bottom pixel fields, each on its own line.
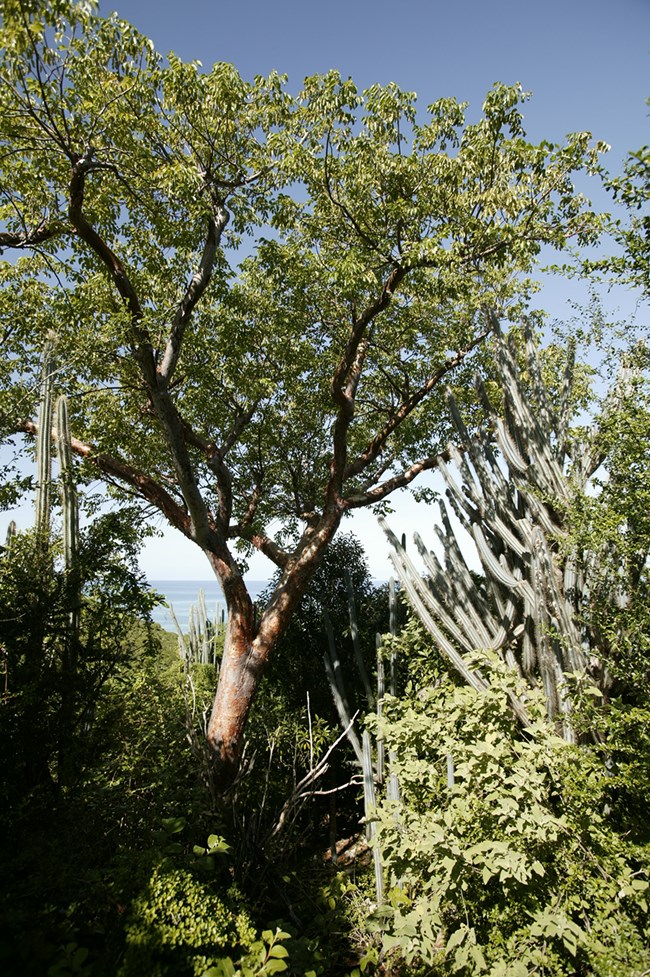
left=0, top=2, right=609, bottom=557
left=372, top=651, right=650, bottom=973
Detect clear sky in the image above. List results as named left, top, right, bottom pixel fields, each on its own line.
left=3, top=0, right=649, bottom=580
left=105, top=0, right=649, bottom=169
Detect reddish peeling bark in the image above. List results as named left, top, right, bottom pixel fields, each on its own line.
left=207, top=509, right=343, bottom=792
left=207, top=602, right=260, bottom=790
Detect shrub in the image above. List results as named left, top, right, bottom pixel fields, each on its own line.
left=370, top=652, right=650, bottom=976
left=118, top=862, right=257, bottom=977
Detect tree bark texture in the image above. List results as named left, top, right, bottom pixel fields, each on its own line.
left=206, top=510, right=342, bottom=791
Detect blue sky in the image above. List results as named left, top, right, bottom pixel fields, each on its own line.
left=106, top=0, right=649, bottom=169
left=4, top=0, right=649, bottom=580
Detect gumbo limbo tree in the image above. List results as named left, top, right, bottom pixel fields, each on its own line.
left=0, top=1, right=605, bottom=788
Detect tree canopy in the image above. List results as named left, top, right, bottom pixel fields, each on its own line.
left=0, top=0, right=607, bottom=786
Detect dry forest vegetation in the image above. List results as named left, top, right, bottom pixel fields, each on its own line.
left=0, top=2, right=649, bottom=974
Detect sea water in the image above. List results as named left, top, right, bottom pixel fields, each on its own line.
left=148, top=579, right=270, bottom=633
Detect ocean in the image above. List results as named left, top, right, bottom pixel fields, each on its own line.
left=148, top=579, right=271, bottom=633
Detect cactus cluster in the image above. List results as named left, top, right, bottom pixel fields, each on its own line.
left=170, top=588, right=225, bottom=666
left=323, top=571, right=403, bottom=902
left=382, top=319, right=625, bottom=741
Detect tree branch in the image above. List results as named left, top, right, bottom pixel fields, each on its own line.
left=326, top=265, right=407, bottom=504
left=344, top=317, right=494, bottom=481
left=68, top=153, right=155, bottom=370
left=331, top=264, right=406, bottom=405
left=344, top=448, right=452, bottom=508
left=323, top=131, right=392, bottom=262
left=243, top=531, right=290, bottom=569
left=20, top=419, right=192, bottom=537
left=0, top=222, right=59, bottom=250
left=159, top=191, right=229, bottom=382
left=67, top=154, right=224, bottom=547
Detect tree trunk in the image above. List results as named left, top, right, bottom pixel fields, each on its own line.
left=206, top=576, right=320, bottom=792
left=207, top=601, right=262, bottom=792
left=206, top=510, right=343, bottom=792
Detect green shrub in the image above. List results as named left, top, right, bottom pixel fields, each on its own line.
left=118, top=862, right=257, bottom=977
left=370, top=653, right=650, bottom=976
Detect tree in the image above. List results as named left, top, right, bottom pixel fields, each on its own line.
left=0, top=0, right=606, bottom=789
left=258, top=533, right=384, bottom=716
left=604, top=99, right=649, bottom=296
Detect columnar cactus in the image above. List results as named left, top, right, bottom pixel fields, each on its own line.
left=4, top=521, right=16, bottom=549
left=321, top=573, right=399, bottom=903
left=171, top=588, right=223, bottom=666
left=344, top=568, right=375, bottom=709
left=35, top=339, right=55, bottom=540
left=382, top=320, right=623, bottom=742
left=31, top=348, right=84, bottom=785
left=322, top=607, right=363, bottom=765
left=362, top=728, right=384, bottom=904
left=56, top=396, right=79, bottom=572
left=56, top=395, right=81, bottom=642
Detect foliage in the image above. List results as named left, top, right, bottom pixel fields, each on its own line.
left=369, top=653, right=650, bottom=976
left=0, top=520, right=380, bottom=976
left=562, top=352, right=650, bottom=702
left=259, top=534, right=386, bottom=716
left=0, top=608, right=230, bottom=976
left=373, top=331, right=650, bottom=973
left=0, top=7, right=648, bottom=977
left=118, top=859, right=258, bottom=977
left=0, top=0, right=611, bottom=784
left=0, top=586, right=370, bottom=977
left=0, top=512, right=159, bottom=797
left=0, top=503, right=192, bottom=976
left=601, top=100, right=650, bottom=297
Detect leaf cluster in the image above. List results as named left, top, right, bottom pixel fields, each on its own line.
left=370, top=654, right=650, bottom=975
left=0, top=0, right=610, bottom=552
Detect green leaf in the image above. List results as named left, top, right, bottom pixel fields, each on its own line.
left=206, top=833, right=230, bottom=853
left=268, top=944, right=289, bottom=958
left=161, top=817, right=185, bottom=835
left=262, top=960, right=288, bottom=975
left=202, top=961, right=235, bottom=977
left=446, top=926, right=467, bottom=952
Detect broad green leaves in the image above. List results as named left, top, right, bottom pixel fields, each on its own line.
left=371, top=658, right=650, bottom=974
left=0, top=2, right=609, bottom=549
